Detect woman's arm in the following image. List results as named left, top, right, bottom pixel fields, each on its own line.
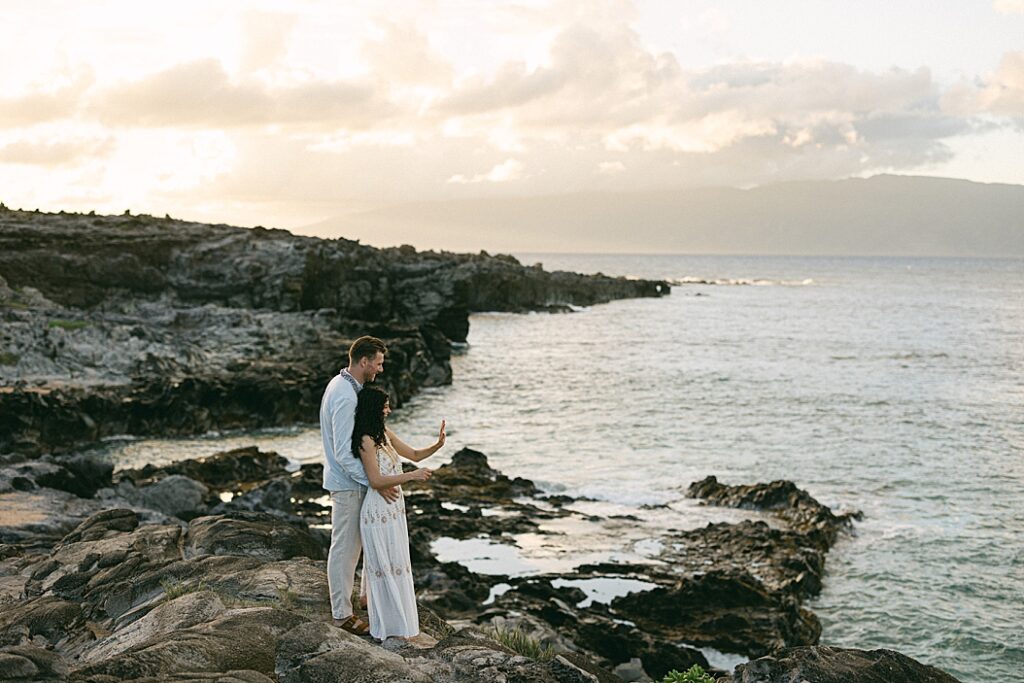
left=386, top=421, right=445, bottom=462
left=358, top=435, right=431, bottom=489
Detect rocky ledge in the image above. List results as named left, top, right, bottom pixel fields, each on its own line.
left=0, top=446, right=961, bottom=683
left=0, top=208, right=669, bottom=456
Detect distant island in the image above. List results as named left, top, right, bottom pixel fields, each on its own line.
left=303, top=175, right=1024, bottom=257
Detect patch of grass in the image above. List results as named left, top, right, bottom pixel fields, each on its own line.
left=485, top=625, right=555, bottom=662
left=661, top=665, right=715, bottom=683
left=276, top=587, right=298, bottom=610
left=0, top=352, right=19, bottom=366
left=159, top=578, right=208, bottom=601
left=48, top=319, right=90, bottom=331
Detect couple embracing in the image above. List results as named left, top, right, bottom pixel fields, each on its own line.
left=319, top=336, right=446, bottom=640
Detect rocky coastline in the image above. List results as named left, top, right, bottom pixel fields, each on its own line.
left=0, top=445, right=962, bottom=682
left=0, top=208, right=667, bottom=456
left=0, top=209, right=964, bottom=681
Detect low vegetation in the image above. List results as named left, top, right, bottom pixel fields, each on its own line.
left=661, top=665, right=716, bottom=683
left=485, top=625, right=556, bottom=662
left=159, top=578, right=208, bottom=601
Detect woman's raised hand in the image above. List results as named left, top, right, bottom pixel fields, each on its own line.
left=407, top=467, right=432, bottom=482
left=437, top=419, right=446, bottom=447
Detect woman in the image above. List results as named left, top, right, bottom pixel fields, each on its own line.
left=351, top=386, right=445, bottom=640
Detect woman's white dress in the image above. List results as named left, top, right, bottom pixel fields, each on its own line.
left=360, top=439, right=419, bottom=639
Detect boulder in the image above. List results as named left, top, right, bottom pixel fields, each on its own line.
left=726, top=646, right=963, bottom=683
left=275, top=621, right=433, bottom=683
left=70, top=607, right=307, bottom=680
left=0, top=644, right=69, bottom=681
left=42, top=453, right=113, bottom=498
left=611, top=570, right=820, bottom=658
left=0, top=596, right=84, bottom=647
left=137, top=475, right=209, bottom=519
left=77, top=591, right=228, bottom=664
left=185, top=512, right=323, bottom=562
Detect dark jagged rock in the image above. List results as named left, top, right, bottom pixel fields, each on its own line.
left=687, top=475, right=863, bottom=549
left=0, top=643, right=70, bottom=681
left=655, top=520, right=831, bottom=600
left=611, top=569, right=820, bottom=658
left=724, top=645, right=963, bottom=683
left=0, top=454, right=112, bottom=501
left=410, top=447, right=540, bottom=502
left=117, top=447, right=290, bottom=490
left=56, top=508, right=140, bottom=545
left=0, top=210, right=668, bottom=456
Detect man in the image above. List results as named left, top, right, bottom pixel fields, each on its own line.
left=320, top=335, right=398, bottom=634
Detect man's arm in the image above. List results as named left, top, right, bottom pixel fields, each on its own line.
left=330, top=395, right=369, bottom=487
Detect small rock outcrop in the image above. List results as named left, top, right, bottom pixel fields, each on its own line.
left=725, top=645, right=963, bottom=683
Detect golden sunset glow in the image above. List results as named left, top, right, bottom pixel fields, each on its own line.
left=1, top=1, right=1023, bottom=246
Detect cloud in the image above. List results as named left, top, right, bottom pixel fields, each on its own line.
left=361, top=20, right=453, bottom=86
left=0, top=73, right=92, bottom=126
left=597, top=161, right=625, bottom=174
left=437, top=23, right=681, bottom=127
left=978, top=52, right=1024, bottom=116
left=89, top=59, right=390, bottom=128
left=943, top=52, right=1024, bottom=119
left=448, top=158, right=526, bottom=184
left=1, top=1, right=1021, bottom=231
left=428, top=23, right=962, bottom=174
left=166, top=19, right=992, bottom=214
left=0, top=137, right=114, bottom=166
left=993, top=0, right=1024, bottom=14
left=240, top=11, right=299, bottom=72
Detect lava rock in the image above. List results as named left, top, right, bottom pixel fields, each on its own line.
left=725, top=645, right=963, bottom=683
left=185, top=512, right=324, bottom=562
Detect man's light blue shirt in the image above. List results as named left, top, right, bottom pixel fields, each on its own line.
left=320, top=369, right=369, bottom=491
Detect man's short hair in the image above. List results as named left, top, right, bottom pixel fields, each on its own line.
left=348, top=336, right=387, bottom=364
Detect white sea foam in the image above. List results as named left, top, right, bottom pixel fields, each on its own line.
left=670, top=276, right=815, bottom=286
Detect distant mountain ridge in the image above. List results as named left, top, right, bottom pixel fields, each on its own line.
left=302, top=175, right=1024, bottom=257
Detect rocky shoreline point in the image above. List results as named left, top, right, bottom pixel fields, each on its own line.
left=0, top=446, right=964, bottom=682
left=0, top=208, right=668, bottom=456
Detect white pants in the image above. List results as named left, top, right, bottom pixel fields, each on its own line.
left=327, top=488, right=366, bottom=620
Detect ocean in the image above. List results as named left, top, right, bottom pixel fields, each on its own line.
left=102, top=254, right=1024, bottom=682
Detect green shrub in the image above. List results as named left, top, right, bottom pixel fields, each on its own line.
left=486, top=625, right=555, bottom=662
left=0, top=352, right=19, bottom=366
left=662, top=665, right=715, bottom=683
left=48, top=319, right=90, bottom=331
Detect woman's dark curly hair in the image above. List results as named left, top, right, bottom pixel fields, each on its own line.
left=351, top=387, right=390, bottom=458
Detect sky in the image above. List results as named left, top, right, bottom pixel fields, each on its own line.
left=1, top=0, right=1022, bottom=242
